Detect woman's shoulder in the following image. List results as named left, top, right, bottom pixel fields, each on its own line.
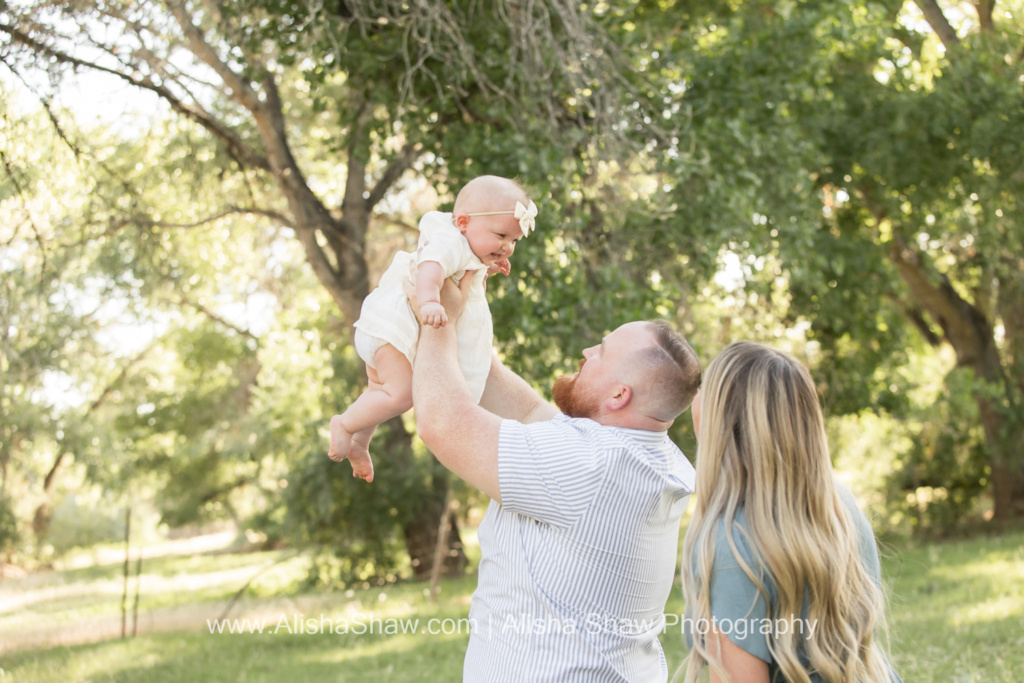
left=834, top=481, right=869, bottom=520
left=707, top=507, right=761, bottom=570
left=833, top=481, right=884, bottom=579
left=833, top=482, right=875, bottom=541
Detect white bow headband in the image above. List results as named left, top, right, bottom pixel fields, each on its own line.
left=464, top=200, right=538, bottom=237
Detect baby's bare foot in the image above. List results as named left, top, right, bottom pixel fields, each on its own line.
left=347, top=444, right=374, bottom=483
left=328, top=415, right=352, bottom=462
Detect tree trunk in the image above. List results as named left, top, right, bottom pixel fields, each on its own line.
left=243, top=63, right=460, bottom=574
left=379, top=416, right=468, bottom=578
left=973, top=341, right=1024, bottom=520
left=31, top=451, right=65, bottom=544
left=992, top=263, right=1024, bottom=519
left=237, top=62, right=459, bottom=571
left=889, top=238, right=1024, bottom=520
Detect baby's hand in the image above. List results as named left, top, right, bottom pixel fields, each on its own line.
left=420, top=301, right=448, bottom=328
left=487, top=259, right=511, bottom=276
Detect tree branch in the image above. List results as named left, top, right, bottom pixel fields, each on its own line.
left=217, top=548, right=304, bottom=621
left=126, top=207, right=290, bottom=232
left=901, top=300, right=943, bottom=346
left=975, top=1, right=995, bottom=33
left=341, top=97, right=371, bottom=224
left=293, top=227, right=356, bottom=320
left=164, top=0, right=262, bottom=111
left=888, top=235, right=990, bottom=367
left=372, top=215, right=420, bottom=237
left=179, top=296, right=259, bottom=340
left=42, top=344, right=156, bottom=493
left=0, top=22, right=271, bottom=172
left=0, top=147, right=47, bottom=273
left=245, top=71, right=356, bottom=269
left=0, top=56, right=85, bottom=161
left=62, top=206, right=290, bottom=252
left=198, top=476, right=253, bottom=506
left=914, top=0, right=960, bottom=51
left=366, top=141, right=423, bottom=210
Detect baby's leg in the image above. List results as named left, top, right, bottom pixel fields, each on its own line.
left=327, top=344, right=413, bottom=483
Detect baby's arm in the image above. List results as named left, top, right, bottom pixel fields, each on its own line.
left=416, top=260, right=448, bottom=328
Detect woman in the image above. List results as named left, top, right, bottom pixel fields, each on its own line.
left=680, top=342, right=901, bottom=683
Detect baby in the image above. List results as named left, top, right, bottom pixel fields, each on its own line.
left=328, top=175, right=537, bottom=482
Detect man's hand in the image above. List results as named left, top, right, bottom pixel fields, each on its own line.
left=420, top=301, right=448, bottom=328
left=438, top=272, right=474, bottom=322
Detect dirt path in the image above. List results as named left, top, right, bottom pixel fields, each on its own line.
left=0, top=532, right=335, bottom=654
left=0, top=592, right=338, bottom=654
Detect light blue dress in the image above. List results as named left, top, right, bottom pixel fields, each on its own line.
left=685, top=484, right=903, bottom=682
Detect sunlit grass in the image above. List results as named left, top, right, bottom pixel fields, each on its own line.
left=0, top=527, right=1022, bottom=682
left=881, top=527, right=1024, bottom=682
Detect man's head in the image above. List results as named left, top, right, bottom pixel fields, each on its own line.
left=552, top=320, right=702, bottom=429
left=452, top=176, right=532, bottom=268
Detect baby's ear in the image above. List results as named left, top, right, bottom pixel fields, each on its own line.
left=453, top=213, right=470, bottom=233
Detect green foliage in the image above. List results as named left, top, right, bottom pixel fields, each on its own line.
left=274, top=421, right=431, bottom=587
left=4, top=0, right=1023, bottom=565
left=44, top=495, right=125, bottom=555
left=889, top=367, right=990, bottom=534
left=637, top=0, right=1024, bottom=524
left=0, top=494, right=20, bottom=555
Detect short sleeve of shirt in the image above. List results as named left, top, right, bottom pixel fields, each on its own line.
left=416, top=211, right=482, bottom=277
left=706, top=520, right=774, bottom=663
left=497, top=417, right=609, bottom=528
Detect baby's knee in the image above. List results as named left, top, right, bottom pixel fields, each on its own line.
left=390, top=383, right=414, bottom=413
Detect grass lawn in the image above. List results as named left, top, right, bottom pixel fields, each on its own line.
left=1, top=526, right=1022, bottom=682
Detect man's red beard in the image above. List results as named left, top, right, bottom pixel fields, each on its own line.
left=552, top=372, right=599, bottom=419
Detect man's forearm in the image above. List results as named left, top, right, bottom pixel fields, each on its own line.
left=414, top=325, right=471, bottom=428
left=413, top=322, right=503, bottom=501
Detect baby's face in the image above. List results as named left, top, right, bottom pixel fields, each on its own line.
left=460, top=213, right=525, bottom=266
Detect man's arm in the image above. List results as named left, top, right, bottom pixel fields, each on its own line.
left=413, top=278, right=503, bottom=502
left=478, top=355, right=558, bottom=423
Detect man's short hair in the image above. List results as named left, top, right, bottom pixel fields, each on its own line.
left=635, top=320, right=702, bottom=422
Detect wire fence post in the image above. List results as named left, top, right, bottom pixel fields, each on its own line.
left=121, top=506, right=131, bottom=639
left=428, top=488, right=454, bottom=603
left=132, top=549, right=143, bottom=637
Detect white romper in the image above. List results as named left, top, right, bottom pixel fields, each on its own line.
left=352, top=211, right=492, bottom=402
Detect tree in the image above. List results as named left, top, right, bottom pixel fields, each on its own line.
left=1, top=0, right=685, bottom=571
left=651, top=0, right=1024, bottom=521
left=0, top=97, right=152, bottom=546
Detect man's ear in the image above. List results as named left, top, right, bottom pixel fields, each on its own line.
left=605, top=385, right=632, bottom=412
left=453, top=213, right=470, bottom=233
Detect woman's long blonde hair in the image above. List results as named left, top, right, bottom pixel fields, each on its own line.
left=680, top=342, right=891, bottom=683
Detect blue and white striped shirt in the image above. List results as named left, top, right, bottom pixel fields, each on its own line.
left=463, top=414, right=696, bottom=682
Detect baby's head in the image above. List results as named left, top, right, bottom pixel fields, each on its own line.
left=452, top=175, right=536, bottom=268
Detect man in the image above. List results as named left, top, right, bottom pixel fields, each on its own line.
left=414, top=277, right=702, bottom=682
